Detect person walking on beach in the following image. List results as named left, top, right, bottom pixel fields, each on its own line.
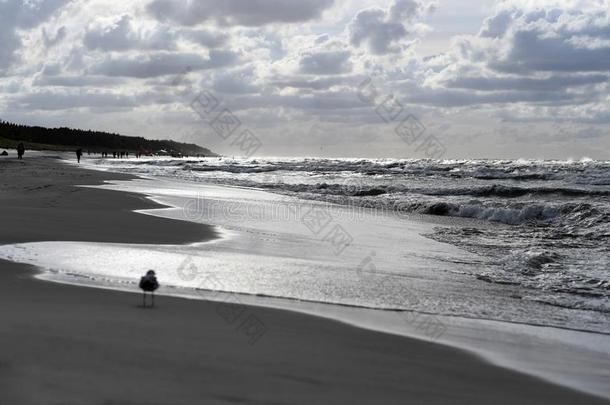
left=76, top=148, right=83, bottom=163
left=139, top=270, right=160, bottom=307
left=17, top=143, right=25, bottom=159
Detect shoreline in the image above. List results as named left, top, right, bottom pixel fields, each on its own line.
left=28, top=251, right=610, bottom=400
left=41, top=268, right=610, bottom=337
left=0, top=154, right=608, bottom=404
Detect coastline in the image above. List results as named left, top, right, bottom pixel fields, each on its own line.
left=0, top=155, right=608, bottom=404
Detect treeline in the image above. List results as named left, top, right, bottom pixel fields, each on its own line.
left=0, top=121, right=217, bottom=156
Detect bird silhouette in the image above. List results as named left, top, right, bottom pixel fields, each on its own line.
left=139, top=270, right=160, bottom=308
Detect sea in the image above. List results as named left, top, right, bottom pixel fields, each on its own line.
left=89, top=156, right=610, bottom=328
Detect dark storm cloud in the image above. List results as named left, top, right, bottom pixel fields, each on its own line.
left=146, top=0, right=334, bottom=26
left=90, top=50, right=239, bottom=78
left=299, top=51, right=352, bottom=75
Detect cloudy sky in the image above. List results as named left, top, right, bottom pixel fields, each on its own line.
left=1, top=0, right=609, bottom=159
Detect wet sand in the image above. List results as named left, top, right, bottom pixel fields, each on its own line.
left=0, top=155, right=606, bottom=404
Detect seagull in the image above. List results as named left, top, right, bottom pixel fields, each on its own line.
left=139, top=270, right=160, bottom=308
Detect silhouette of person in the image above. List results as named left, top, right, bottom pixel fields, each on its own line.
left=17, top=143, right=25, bottom=160
left=139, top=270, right=160, bottom=307
left=76, top=148, right=83, bottom=163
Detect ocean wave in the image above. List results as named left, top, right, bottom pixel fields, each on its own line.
left=100, top=157, right=610, bottom=183
left=92, top=156, right=610, bottom=230
left=428, top=185, right=610, bottom=198
left=319, top=194, right=608, bottom=230
left=400, top=201, right=563, bottom=225
left=307, top=195, right=593, bottom=226
left=256, top=182, right=609, bottom=200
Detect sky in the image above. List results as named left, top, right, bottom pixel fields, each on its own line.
left=0, top=0, right=609, bottom=159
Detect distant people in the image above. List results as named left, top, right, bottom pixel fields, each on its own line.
left=17, top=142, right=25, bottom=160
left=113, top=152, right=116, bottom=158
left=76, top=148, right=83, bottom=163
left=139, top=270, right=160, bottom=307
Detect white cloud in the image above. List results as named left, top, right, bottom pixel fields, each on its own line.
left=42, top=26, right=67, bottom=47
left=0, top=0, right=609, bottom=158
left=181, top=28, right=228, bottom=48
left=349, top=0, right=434, bottom=54
left=90, top=50, right=240, bottom=78
left=299, top=50, right=353, bottom=75
left=84, top=15, right=177, bottom=51
left=478, top=1, right=610, bottom=73
left=0, top=0, right=70, bottom=71
left=418, top=0, right=610, bottom=109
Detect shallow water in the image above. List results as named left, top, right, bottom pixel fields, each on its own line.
left=83, top=156, right=610, bottom=320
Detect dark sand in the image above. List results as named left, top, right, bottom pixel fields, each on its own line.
left=0, top=156, right=607, bottom=404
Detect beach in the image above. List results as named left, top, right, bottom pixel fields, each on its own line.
left=0, top=155, right=608, bottom=404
